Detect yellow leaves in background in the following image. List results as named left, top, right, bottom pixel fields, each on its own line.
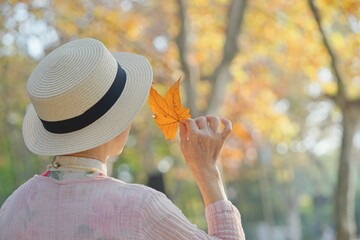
left=321, top=82, right=338, bottom=96
left=232, top=123, right=252, bottom=142
left=148, top=79, right=191, bottom=140
left=222, top=62, right=301, bottom=162
left=331, top=32, right=346, bottom=50
left=52, top=1, right=147, bottom=48
left=188, top=0, right=227, bottom=74
left=320, top=0, right=360, bottom=16
left=343, top=1, right=360, bottom=15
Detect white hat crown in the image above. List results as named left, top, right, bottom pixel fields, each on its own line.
left=22, top=38, right=153, bottom=155
left=27, top=38, right=118, bottom=122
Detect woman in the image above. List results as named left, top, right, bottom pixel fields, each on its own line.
left=0, top=38, right=245, bottom=239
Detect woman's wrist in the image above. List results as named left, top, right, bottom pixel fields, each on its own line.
left=191, top=166, right=228, bottom=206
left=189, top=161, right=216, bottom=173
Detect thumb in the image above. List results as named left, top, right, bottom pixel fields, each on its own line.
left=179, top=121, right=188, bottom=141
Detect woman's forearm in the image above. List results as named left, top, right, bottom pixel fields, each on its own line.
left=192, top=167, right=228, bottom=207
left=179, top=117, right=245, bottom=239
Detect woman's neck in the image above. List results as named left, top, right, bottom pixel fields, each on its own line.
left=66, top=149, right=109, bottom=164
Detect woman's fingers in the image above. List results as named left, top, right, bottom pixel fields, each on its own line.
left=179, top=116, right=232, bottom=175
left=195, top=116, right=207, bottom=130
left=220, top=118, right=232, bottom=140
left=206, top=115, right=219, bottom=133
left=180, top=118, right=199, bottom=140
left=181, top=116, right=232, bottom=140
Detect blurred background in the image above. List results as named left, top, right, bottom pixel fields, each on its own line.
left=0, top=0, right=359, bottom=239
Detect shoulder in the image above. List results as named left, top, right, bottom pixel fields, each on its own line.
left=95, top=177, right=167, bottom=204
left=104, top=177, right=160, bottom=193
left=0, top=176, right=37, bottom=212
left=4, top=177, right=37, bottom=200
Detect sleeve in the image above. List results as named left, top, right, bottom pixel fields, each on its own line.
left=140, top=191, right=245, bottom=240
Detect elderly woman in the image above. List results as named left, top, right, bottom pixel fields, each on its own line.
left=0, top=38, right=245, bottom=239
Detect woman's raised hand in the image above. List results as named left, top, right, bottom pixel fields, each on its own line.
left=179, top=116, right=232, bottom=172
left=179, top=116, right=232, bottom=206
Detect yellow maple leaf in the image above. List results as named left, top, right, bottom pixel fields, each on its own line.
left=148, top=79, right=191, bottom=140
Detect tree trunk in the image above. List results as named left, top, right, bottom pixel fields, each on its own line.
left=287, top=192, right=302, bottom=240
left=258, top=165, right=274, bottom=240
left=175, top=0, right=247, bottom=116
left=335, top=104, right=359, bottom=240
left=257, top=143, right=275, bottom=239
left=176, top=0, right=199, bottom=116
left=307, top=1, right=359, bottom=238
left=206, top=0, right=247, bottom=115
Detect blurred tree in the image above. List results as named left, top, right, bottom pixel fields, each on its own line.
left=176, top=0, right=248, bottom=115
left=308, top=1, right=360, bottom=239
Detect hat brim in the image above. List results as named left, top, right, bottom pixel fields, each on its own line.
left=22, top=52, right=152, bottom=156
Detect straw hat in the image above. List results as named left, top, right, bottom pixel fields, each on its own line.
left=22, top=38, right=153, bottom=155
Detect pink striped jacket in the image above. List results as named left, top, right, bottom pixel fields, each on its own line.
left=0, top=171, right=245, bottom=239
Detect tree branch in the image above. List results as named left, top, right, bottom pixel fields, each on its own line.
left=221, top=0, right=247, bottom=68
left=308, top=0, right=345, bottom=99
left=348, top=98, right=360, bottom=108
left=175, top=0, right=199, bottom=116
left=206, top=0, right=248, bottom=114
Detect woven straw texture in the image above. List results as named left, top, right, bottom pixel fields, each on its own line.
left=23, top=38, right=152, bottom=155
